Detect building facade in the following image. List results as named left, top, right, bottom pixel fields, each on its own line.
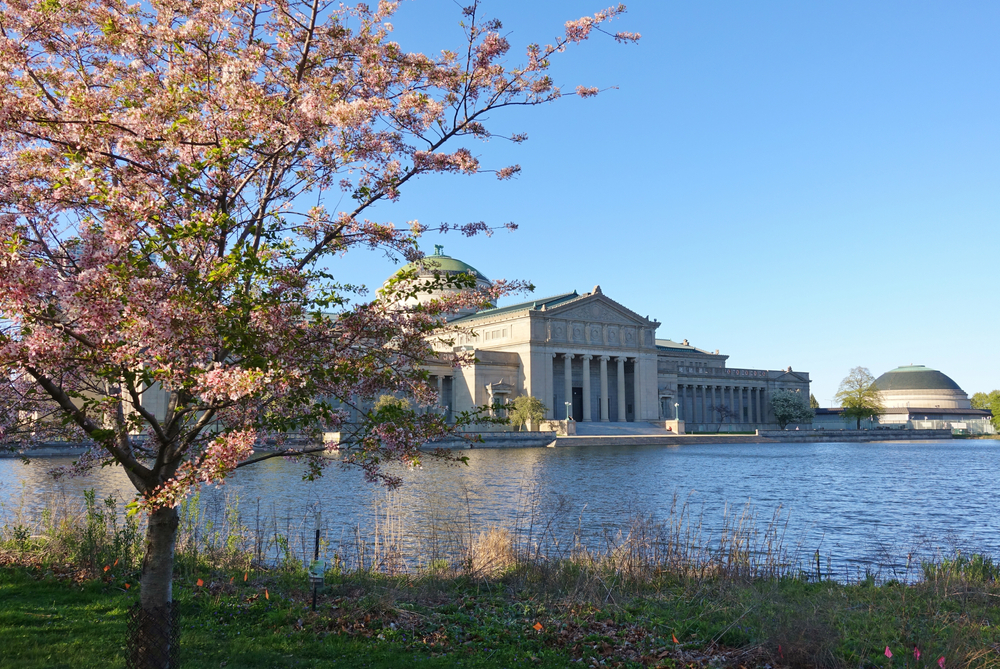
left=813, top=365, right=994, bottom=434
left=405, top=249, right=810, bottom=429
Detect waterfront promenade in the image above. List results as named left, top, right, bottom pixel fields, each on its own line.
left=0, top=428, right=958, bottom=457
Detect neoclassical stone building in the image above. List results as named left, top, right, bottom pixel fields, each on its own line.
left=401, top=248, right=810, bottom=428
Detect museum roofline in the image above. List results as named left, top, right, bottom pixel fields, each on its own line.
left=873, top=365, right=963, bottom=391
left=390, top=247, right=490, bottom=284
left=655, top=339, right=715, bottom=355
left=447, top=291, right=580, bottom=325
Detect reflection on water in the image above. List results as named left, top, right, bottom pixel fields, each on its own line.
left=2, top=439, right=998, bottom=578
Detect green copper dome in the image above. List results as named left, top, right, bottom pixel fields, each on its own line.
left=395, top=245, right=489, bottom=283
left=874, top=365, right=962, bottom=392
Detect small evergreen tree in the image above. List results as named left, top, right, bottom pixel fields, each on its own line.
left=809, top=393, right=820, bottom=409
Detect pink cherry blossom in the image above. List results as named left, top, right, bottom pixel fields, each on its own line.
left=0, top=0, right=637, bottom=625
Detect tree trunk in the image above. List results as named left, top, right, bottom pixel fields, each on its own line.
left=131, top=505, right=180, bottom=669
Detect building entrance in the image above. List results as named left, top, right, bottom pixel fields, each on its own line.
left=572, top=388, right=584, bottom=422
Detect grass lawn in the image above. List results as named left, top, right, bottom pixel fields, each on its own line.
left=1, top=565, right=643, bottom=669
left=4, top=561, right=1000, bottom=669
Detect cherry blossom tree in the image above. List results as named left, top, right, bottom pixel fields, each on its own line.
left=770, top=389, right=814, bottom=430
left=0, top=0, right=637, bottom=662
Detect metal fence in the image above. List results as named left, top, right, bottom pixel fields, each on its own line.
left=908, top=419, right=996, bottom=435
left=126, top=602, right=180, bottom=669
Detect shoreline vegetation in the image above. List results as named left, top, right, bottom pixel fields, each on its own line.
left=3, top=492, right=1000, bottom=668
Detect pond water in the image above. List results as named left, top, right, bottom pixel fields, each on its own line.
left=2, top=439, right=998, bottom=580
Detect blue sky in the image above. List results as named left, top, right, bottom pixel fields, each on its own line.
left=330, top=0, right=1000, bottom=406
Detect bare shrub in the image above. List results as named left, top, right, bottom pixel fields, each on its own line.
left=465, top=526, right=517, bottom=577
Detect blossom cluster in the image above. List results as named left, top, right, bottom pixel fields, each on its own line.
left=0, top=0, right=637, bottom=509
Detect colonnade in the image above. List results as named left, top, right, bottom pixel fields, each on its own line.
left=429, top=373, right=454, bottom=419
left=556, top=353, right=641, bottom=422
left=675, top=383, right=767, bottom=424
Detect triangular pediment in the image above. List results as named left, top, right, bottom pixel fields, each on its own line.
left=545, top=292, right=655, bottom=328
left=777, top=370, right=809, bottom=383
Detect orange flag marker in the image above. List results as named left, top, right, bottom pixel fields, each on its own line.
left=196, top=578, right=204, bottom=587
left=533, top=622, right=543, bottom=631
left=672, top=634, right=679, bottom=644
left=265, top=588, right=269, bottom=600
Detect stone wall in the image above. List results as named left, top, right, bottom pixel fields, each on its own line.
left=423, top=432, right=558, bottom=449
left=755, top=429, right=954, bottom=442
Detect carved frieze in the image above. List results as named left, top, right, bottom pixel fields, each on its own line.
left=572, top=322, right=584, bottom=342
left=558, top=303, right=639, bottom=326
left=552, top=321, right=566, bottom=341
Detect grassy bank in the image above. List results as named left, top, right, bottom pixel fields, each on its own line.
left=4, top=555, right=1000, bottom=669
left=2, top=492, right=1000, bottom=668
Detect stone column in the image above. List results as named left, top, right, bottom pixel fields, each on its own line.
left=686, top=385, right=693, bottom=422
left=755, top=387, right=763, bottom=425
left=563, top=353, right=574, bottom=420
left=548, top=352, right=557, bottom=418
left=737, top=386, right=744, bottom=424
left=582, top=355, right=592, bottom=421
left=726, top=386, right=734, bottom=423
left=616, top=356, right=627, bottom=422
left=599, top=356, right=610, bottom=422
left=436, top=375, right=443, bottom=413
left=632, top=357, right=641, bottom=421
left=706, top=385, right=714, bottom=422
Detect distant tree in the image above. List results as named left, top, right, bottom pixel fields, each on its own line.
left=835, top=367, right=884, bottom=429
left=708, top=403, right=738, bottom=428
left=771, top=390, right=815, bottom=430
left=971, top=391, right=1000, bottom=430
left=373, top=395, right=412, bottom=416
left=508, top=395, right=547, bottom=431
left=809, top=393, right=820, bottom=409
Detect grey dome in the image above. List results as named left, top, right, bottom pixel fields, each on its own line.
left=874, top=366, right=962, bottom=392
